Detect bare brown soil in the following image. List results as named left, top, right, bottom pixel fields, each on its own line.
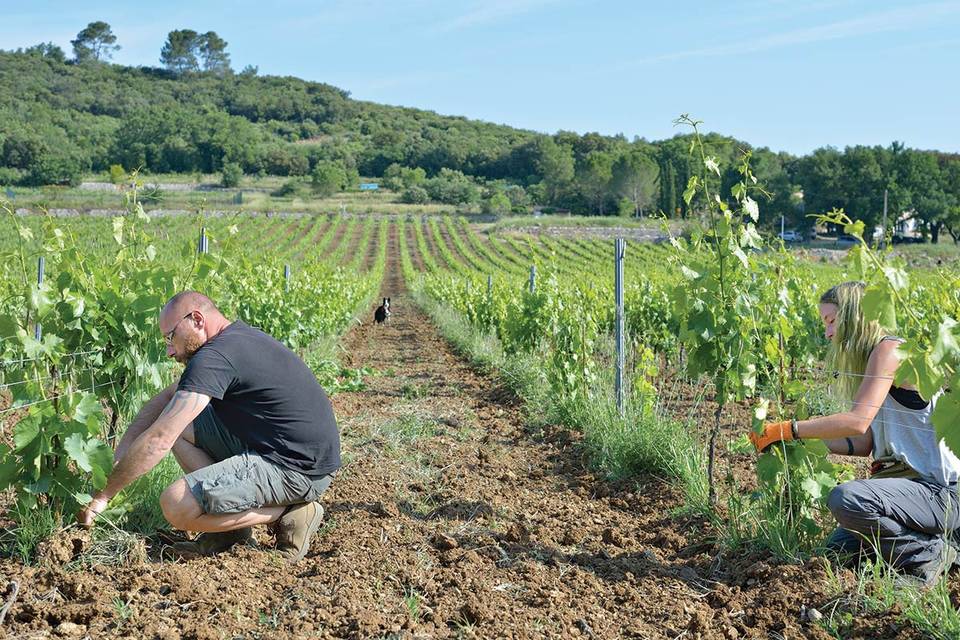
left=271, top=217, right=314, bottom=258
left=485, top=233, right=529, bottom=270
left=404, top=219, right=426, bottom=271
left=323, top=218, right=352, bottom=260
left=246, top=218, right=291, bottom=255
left=291, top=217, right=332, bottom=263
left=0, top=228, right=954, bottom=639
left=340, top=221, right=368, bottom=267
left=361, top=222, right=384, bottom=271
left=435, top=223, right=474, bottom=271
left=420, top=220, right=449, bottom=270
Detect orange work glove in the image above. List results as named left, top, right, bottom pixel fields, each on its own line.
left=749, top=420, right=795, bottom=452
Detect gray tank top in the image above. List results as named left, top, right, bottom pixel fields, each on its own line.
left=870, top=337, right=960, bottom=485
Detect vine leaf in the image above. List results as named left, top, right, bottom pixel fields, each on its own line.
left=0, top=445, right=17, bottom=490
left=12, top=415, right=41, bottom=451
left=861, top=285, right=896, bottom=331
left=63, top=434, right=113, bottom=489
left=683, top=176, right=699, bottom=206
left=933, top=384, right=960, bottom=459
left=930, top=317, right=959, bottom=367
left=112, top=217, right=124, bottom=245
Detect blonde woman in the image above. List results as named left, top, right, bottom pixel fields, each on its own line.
left=749, top=281, right=960, bottom=586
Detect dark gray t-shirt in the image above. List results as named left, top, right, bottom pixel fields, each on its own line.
left=177, top=321, right=340, bottom=477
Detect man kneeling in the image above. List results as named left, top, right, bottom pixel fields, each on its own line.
left=78, top=291, right=340, bottom=562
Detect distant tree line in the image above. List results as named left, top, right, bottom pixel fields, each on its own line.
left=1, top=23, right=958, bottom=241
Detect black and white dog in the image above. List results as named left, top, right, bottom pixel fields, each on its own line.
left=374, top=297, right=391, bottom=324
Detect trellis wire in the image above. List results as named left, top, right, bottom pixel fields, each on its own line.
left=0, top=348, right=105, bottom=368
left=666, top=370, right=949, bottom=434
left=0, top=366, right=99, bottom=391
left=0, top=378, right=121, bottom=416
left=754, top=365, right=954, bottom=434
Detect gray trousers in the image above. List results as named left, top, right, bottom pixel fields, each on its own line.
left=184, top=406, right=333, bottom=515
left=826, top=477, right=960, bottom=582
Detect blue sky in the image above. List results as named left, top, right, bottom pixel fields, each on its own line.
left=2, top=0, right=958, bottom=155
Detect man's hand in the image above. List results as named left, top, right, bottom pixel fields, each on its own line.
left=77, top=494, right=110, bottom=529
left=749, top=420, right=794, bottom=452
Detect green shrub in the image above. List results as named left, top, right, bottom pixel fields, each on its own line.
left=221, top=162, right=243, bottom=188
left=383, top=163, right=426, bottom=191
left=271, top=178, right=303, bottom=197
left=424, top=168, right=480, bottom=205
left=482, top=191, right=511, bottom=216
left=0, top=167, right=24, bottom=186
left=401, top=185, right=429, bottom=204
left=24, top=151, right=84, bottom=186
left=109, top=164, right=127, bottom=185
left=311, top=161, right=348, bottom=196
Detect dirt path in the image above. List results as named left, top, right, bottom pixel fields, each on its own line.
left=0, top=228, right=921, bottom=639
left=435, top=222, right=475, bottom=271
left=419, top=218, right=447, bottom=269
left=405, top=218, right=427, bottom=271
left=272, top=217, right=314, bottom=258
left=340, top=221, right=367, bottom=267
left=361, top=221, right=384, bottom=271
left=291, top=216, right=332, bottom=263
left=485, top=231, right=529, bottom=271
left=324, top=217, right=352, bottom=258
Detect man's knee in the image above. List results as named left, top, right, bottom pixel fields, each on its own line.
left=160, top=479, right=202, bottom=530
left=828, top=480, right=881, bottom=529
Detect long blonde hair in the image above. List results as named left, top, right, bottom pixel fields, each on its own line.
left=820, top=281, right=887, bottom=400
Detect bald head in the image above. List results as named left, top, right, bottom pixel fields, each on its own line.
left=163, top=290, right=218, bottom=319
left=160, top=291, right=230, bottom=364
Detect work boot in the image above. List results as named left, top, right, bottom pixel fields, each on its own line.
left=167, top=527, right=253, bottom=560
left=274, top=502, right=324, bottom=562
left=899, top=540, right=958, bottom=589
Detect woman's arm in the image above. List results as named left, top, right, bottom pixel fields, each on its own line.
left=823, top=431, right=874, bottom=456
left=795, top=339, right=900, bottom=441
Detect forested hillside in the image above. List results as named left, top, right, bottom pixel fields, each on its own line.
left=1, top=44, right=958, bottom=238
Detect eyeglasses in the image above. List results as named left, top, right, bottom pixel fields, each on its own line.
left=163, top=313, right=194, bottom=345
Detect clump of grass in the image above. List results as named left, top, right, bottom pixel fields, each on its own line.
left=0, top=504, right=61, bottom=564
left=719, top=480, right=821, bottom=562
left=403, top=587, right=424, bottom=623
left=399, top=381, right=430, bottom=400
left=577, top=392, right=708, bottom=503
left=79, top=526, right=148, bottom=567
left=112, top=596, right=135, bottom=625
left=415, top=291, right=708, bottom=504
left=0, top=457, right=174, bottom=565
left=821, top=559, right=960, bottom=640
left=372, top=412, right=441, bottom=451
left=117, top=455, right=181, bottom=535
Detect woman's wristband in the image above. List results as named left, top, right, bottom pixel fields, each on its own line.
left=845, top=437, right=855, bottom=455
left=791, top=418, right=801, bottom=441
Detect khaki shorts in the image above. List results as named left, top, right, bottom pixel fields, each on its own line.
left=183, top=406, right=332, bottom=515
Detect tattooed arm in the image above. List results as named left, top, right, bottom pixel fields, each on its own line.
left=79, top=390, right=210, bottom=526
left=113, top=382, right=178, bottom=463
